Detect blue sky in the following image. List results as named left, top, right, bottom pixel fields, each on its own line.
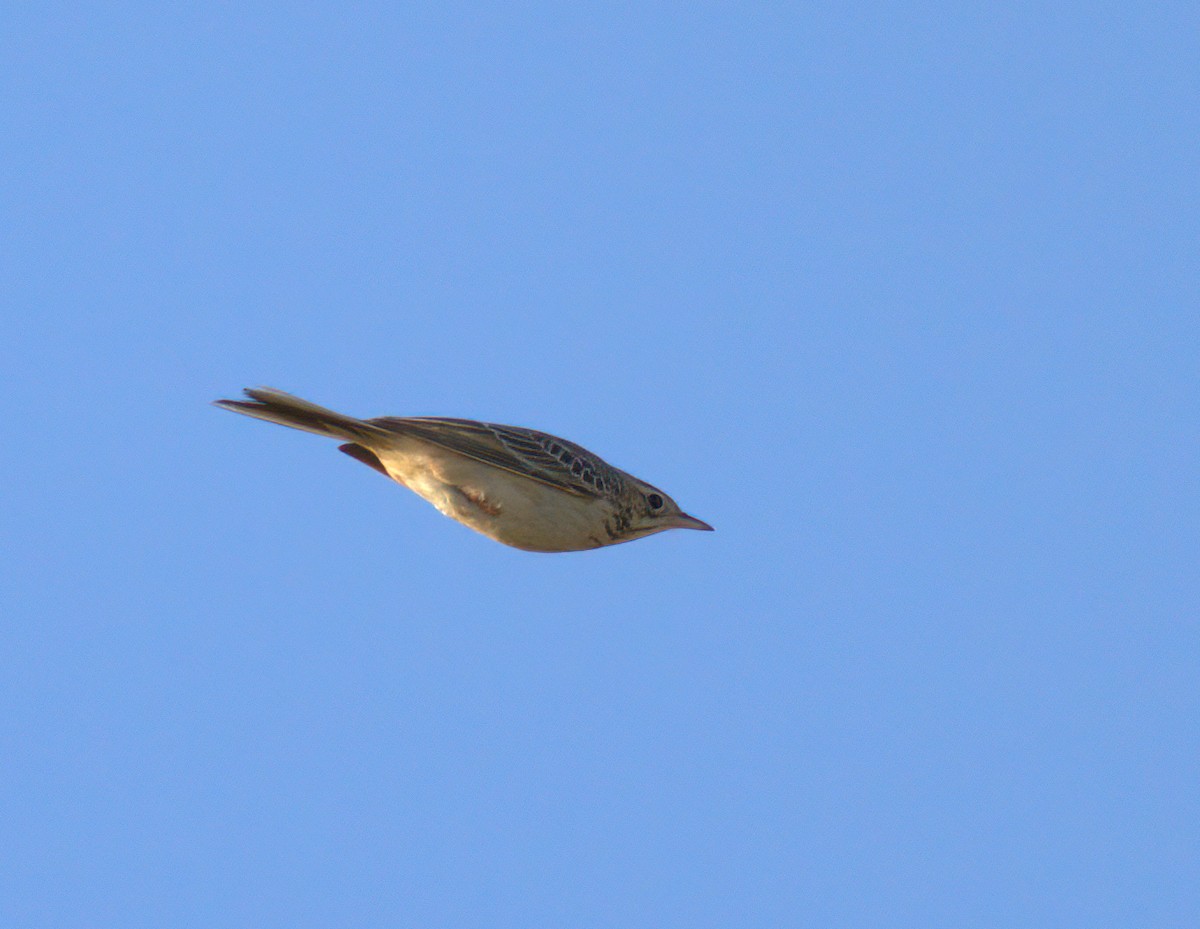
left=2, top=3, right=1196, bottom=926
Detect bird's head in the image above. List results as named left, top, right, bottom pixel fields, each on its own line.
left=626, top=479, right=714, bottom=539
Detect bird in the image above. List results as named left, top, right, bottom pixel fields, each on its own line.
left=214, top=387, right=713, bottom=552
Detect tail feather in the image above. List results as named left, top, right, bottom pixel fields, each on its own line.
left=213, top=387, right=382, bottom=441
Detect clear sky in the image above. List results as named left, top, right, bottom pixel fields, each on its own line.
left=3, top=3, right=1196, bottom=927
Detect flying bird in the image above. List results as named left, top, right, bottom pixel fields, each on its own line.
left=214, top=388, right=713, bottom=552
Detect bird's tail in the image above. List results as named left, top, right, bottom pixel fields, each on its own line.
left=213, top=387, right=384, bottom=442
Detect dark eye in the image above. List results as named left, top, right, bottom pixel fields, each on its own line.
left=647, top=493, right=664, bottom=510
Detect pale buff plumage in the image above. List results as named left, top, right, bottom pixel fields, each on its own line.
left=214, top=388, right=712, bottom=552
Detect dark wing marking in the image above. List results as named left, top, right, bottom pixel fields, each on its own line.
left=489, top=424, right=625, bottom=497
left=338, top=443, right=390, bottom=477
left=368, top=417, right=624, bottom=498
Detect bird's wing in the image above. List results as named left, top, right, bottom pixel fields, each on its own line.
left=369, top=417, right=625, bottom=498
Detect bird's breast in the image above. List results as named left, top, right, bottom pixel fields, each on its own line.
left=377, top=444, right=617, bottom=552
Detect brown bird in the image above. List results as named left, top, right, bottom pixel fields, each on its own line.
left=215, top=387, right=713, bottom=552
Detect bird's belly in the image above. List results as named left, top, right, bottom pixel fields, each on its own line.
left=377, top=446, right=614, bottom=552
